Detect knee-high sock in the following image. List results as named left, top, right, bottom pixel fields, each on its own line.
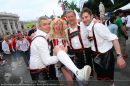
left=57, top=50, right=78, bottom=75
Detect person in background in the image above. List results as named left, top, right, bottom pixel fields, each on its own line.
left=0, top=37, right=6, bottom=65
left=2, top=35, right=12, bottom=64
left=11, top=35, right=17, bottom=51
left=24, top=31, right=31, bottom=44
left=107, top=16, right=118, bottom=36
left=16, top=34, right=30, bottom=67
left=115, top=9, right=128, bottom=59
left=0, top=37, right=3, bottom=53
left=126, top=12, right=130, bottom=30
left=8, top=35, right=14, bottom=53
left=2, top=35, right=11, bottom=55
left=28, top=25, right=37, bottom=37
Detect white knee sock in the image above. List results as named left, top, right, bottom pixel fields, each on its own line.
left=57, top=50, right=79, bottom=75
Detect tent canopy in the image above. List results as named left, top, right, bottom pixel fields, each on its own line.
left=120, top=3, right=130, bottom=10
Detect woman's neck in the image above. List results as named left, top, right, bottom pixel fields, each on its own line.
left=55, top=31, right=62, bottom=38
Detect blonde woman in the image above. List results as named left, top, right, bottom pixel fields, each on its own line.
left=49, top=18, right=73, bottom=85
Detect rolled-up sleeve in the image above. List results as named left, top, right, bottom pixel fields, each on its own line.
left=35, top=37, right=59, bottom=66
left=94, top=23, right=118, bottom=41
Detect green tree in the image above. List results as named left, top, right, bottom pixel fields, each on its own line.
left=58, top=0, right=79, bottom=12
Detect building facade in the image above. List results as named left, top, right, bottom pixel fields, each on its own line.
left=0, top=12, right=25, bottom=36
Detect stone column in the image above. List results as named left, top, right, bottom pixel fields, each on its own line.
left=17, top=21, right=23, bottom=33
left=0, top=21, right=2, bottom=35
left=0, top=20, right=6, bottom=35
left=0, top=27, right=3, bottom=36
left=7, top=20, right=13, bottom=34
left=12, top=21, right=17, bottom=34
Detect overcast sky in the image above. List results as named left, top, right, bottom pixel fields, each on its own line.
left=1, top=0, right=124, bottom=21
left=0, top=0, right=79, bottom=21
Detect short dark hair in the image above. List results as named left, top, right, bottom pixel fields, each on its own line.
left=80, top=7, right=93, bottom=17
left=115, top=9, right=123, bottom=16
left=109, top=16, right=116, bottom=24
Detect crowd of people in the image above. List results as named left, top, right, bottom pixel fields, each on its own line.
left=0, top=7, right=129, bottom=86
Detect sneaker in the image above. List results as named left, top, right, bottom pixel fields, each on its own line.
left=76, top=65, right=91, bottom=81
left=110, top=83, right=115, bottom=86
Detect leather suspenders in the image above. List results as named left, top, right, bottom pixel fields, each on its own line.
left=68, top=25, right=87, bottom=64
left=68, top=26, right=85, bottom=50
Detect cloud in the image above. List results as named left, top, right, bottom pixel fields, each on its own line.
left=0, top=0, right=63, bottom=21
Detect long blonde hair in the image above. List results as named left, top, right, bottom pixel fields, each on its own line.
left=50, top=18, right=67, bottom=38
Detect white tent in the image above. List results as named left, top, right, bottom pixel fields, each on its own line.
left=120, top=3, right=130, bottom=10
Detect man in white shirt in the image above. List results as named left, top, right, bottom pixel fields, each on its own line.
left=65, top=10, right=92, bottom=73
left=2, top=35, right=11, bottom=64
left=2, top=35, right=11, bottom=55
left=16, top=35, right=30, bottom=66
left=29, top=16, right=91, bottom=82
left=80, top=7, right=126, bottom=85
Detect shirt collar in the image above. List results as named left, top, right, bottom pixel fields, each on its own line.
left=33, top=29, right=48, bottom=38
left=87, top=18, right=96, bottom=30
left=69, top=21, right=80, bottom=28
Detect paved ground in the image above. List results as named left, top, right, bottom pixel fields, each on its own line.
left=0, top=53, right=32, bottom=85
left=0, top=30, right=130, bottom=86
left=113, top=30, right=130, bottom=86
left=89, top=30, right=130, bottom=86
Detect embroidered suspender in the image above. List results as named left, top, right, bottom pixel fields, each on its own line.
left=52, top=39, right=67, bottom=47
left=68, top=26, right=84, bottom=49
left=52, top=39, right=58, bottom=46
left=68, top=29, right=74, bottom=50
left=68, top=26, right=87, bottom=64
left=92, top=25, right=99, bottom=53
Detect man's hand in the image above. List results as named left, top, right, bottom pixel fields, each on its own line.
left=117, top=57, right=126, bottom=69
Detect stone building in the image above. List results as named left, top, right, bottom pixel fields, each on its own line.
left=0, top=12, right=25, bottom=36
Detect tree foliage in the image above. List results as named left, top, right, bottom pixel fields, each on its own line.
left=58, top=0, right=130, bottom=16
left=83, top=0, right=130, bottom=15
left=58, top=0, right=80, bottom=12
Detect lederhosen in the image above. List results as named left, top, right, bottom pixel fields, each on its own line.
left=68, top=26, right=92, bottom=70
left=91, top=24, right=115, bottom=80
left=30, top=35, right=52, bottom=80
